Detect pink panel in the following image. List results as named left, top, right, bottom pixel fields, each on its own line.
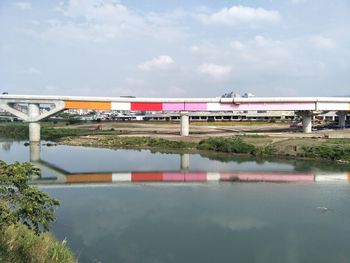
left=238, top=173, right=314, bottom=182
left=185, top=172, right=207, bottom=181
left=220, top=172, right=314, bottom=182
left=185, top=103, right=207, bottom=111
left=220, top=103, right=315, bottom=111
left=220, top=173, right=239, bottom=181
left=163, top=172, right=185, bottom=181
left=163, top=103, right=185, bottom=111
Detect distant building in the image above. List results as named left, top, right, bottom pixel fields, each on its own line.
left=221, top=92, right=255, bottom=98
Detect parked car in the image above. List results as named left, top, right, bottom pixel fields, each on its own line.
left=290, top=121, right=302, bottom=128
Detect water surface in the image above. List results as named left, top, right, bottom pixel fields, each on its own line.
left=1, top=140, right=350, bottom=263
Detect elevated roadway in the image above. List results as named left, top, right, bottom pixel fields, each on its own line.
left=1, top=95, right=349, bottom=142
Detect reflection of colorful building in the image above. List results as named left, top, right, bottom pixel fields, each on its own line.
left=65, top=171, right=350, bottom=184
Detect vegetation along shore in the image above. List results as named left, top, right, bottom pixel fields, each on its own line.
left=1, top=122, right=350, bottom=163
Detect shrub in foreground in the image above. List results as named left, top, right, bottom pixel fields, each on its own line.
left=0, top=161, right=59, bottom=234
left=0, top=161, right=76, bottom=262
left=0, top=224, right=76, bottom=263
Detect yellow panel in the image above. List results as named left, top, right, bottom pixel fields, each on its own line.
left=64, top=101, right=111, bottom=110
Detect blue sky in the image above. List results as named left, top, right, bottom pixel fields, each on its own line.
left=0, top=0, right=349, bottom=97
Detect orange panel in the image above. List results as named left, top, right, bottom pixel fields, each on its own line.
left=348, top=173, right=350, bottom=182
left=66, top=173, right=112, bottom=183
left=132, top=172, right=163, bottom=182
left=65, top=101, right=111, bottom=110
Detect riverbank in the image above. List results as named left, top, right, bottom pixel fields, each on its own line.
left=1, top=122, right=350, bottom=163
left=0, top=224, right=76, bottom=263
left=56, top=134, right=350, bottom=163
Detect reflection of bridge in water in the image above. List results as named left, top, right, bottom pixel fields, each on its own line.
left=30, top=144, right=350, bottom=185
left=29, top=144, right=350, bottom=186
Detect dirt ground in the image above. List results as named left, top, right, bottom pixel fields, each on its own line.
left=68, top=121, right=350, bottom=142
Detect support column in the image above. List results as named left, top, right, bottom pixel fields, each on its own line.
left=28, top=103, right=41, bottom=143
left=300, top=111, right=313, bottom=133
left=29, top=142, right=41, bottom=162
left=180, top=153, right=189, bottom=171
left=338, top=112, right=347, bottom=128
left=180, top=111, right=189, bottom=136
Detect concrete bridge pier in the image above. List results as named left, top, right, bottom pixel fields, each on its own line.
left=28, top=103, right=41, bottom=143
left=0, top=99, right=64, bottom=144
left=180, top=153, right=190, bottom=171
left=299, top=111, right=313, bottom=133
left=180, top=111, right=189, bottom=136
left=337, top=112, right=347, bottom=128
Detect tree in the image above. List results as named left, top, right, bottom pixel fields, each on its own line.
left=0, top=161, right=60, bottom=235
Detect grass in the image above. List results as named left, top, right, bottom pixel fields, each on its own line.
left=261, top=137, right=350, bottom=162
left=301, top=145, right=350, bottom=161
left=0, top=123, right=116, bottom=141
left=0, top=224, right=76, bottom=263
left=95, top=136, right=196, bottom=149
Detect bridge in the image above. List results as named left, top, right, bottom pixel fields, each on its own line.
left=0, top=95, right=349, bottom=143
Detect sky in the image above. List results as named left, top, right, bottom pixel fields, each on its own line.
left=0, top=0, right=349, bottom=98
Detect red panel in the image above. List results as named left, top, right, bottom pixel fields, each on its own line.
left=131, top=102, right=163, bottom=111
left=132, top=172, right=163, bottom=182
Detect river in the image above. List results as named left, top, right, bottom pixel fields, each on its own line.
left=1, top=140, right=350, bottom=263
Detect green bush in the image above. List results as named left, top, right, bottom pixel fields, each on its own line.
left=148, top=138, right=195, bottom=149
left=67, top=119, right=81, bottom=125
left=255, top=146, right=275, bottom=156
left=197, top=137, right=256, bottom=154
left=0, top=161, right=59, bottom=234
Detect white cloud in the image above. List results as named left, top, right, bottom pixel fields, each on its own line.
left=45, top=0, right=185, bottom=42
left=31, top=20, right=40, bottom=26
left=191, top=45, right=200, bottom=53
left=194, top=36, right=290, bottom=71
left=199, top=63, right=232, bottom=79
left=190, top=43, right=222, bottom=59
left=20, top=67, right=41, bottom=74
left=198, top=6, right=280, bottom=26
left=230, top=41, right=245, bottom=50
left=230, top=36, right=291, bottom=66
left=310, top=36, right=336, bottom=49
left=58, top=0, right=136, bottom=24
left=254, top=35, right=267, bottom=46
left=13, top=2, right=32, bottom=10
left=138, top=55, right=175, bottom=71
left=291, top=0, right=307, bottom=4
